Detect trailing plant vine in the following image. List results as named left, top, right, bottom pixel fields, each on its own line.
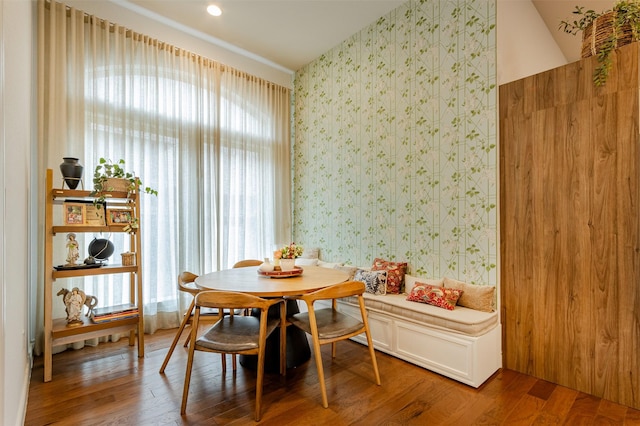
left=559, top=1, right=640, bottom=86
left=89, top=158, right=158, bottom=234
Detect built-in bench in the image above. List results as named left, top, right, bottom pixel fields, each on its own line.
left=300, top=257, right=502, bottom=387
left=336, top=292, right=500, bottom=388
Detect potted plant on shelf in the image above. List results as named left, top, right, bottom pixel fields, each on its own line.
left=92, top=158, right=157, bottom=197
left=559, top=0, right=640, bottom=86
left=90, top=158, right=158, bottom=233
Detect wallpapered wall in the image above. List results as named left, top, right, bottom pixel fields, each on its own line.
left=293, top=0, right=497, bottom=285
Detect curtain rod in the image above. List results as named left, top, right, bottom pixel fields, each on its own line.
left=43, top=0, right=289, bottom=91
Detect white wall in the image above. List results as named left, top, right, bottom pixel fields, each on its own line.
left=1, top=0, right=34, bottom=424
left=497, top=0, right=568, bottom=84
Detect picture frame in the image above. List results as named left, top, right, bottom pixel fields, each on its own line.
left=85, top=202, right=106, bottom=226
left=64, top=199, right=106, bottom=226
left=63, top=202, right=86, bottom=225
left=106, top=208, right=133, bottom=225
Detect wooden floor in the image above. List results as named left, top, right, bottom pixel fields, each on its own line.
left=25, top=328, right=640, bottom=425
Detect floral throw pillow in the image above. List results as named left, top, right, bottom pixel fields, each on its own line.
left=371, top=258, right=407, bottom=294
left=354, top=269, right=388, bottom=295
left=406, top=282, right=463, bottom=310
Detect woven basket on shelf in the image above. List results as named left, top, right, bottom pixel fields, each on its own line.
left=581, top=11, right=636, bottom=58
left=121, top=252, right=135, bottom=266
left=104, top=177, right=130, bottom=193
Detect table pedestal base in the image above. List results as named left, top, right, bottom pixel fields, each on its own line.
left=240, top=299, right=310, bottom=373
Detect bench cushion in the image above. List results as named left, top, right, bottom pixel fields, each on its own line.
left=340, top=293, right=498, bottom=337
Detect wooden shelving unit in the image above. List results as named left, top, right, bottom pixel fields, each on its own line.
left=43, top=169, right=144, bottom=382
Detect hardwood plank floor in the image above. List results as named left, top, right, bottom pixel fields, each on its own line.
left=25, top=328, right=640, bottom=425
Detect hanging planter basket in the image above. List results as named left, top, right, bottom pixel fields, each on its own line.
left=581, top=11, right=636, bottom=58
left=560, top=2, right=640, bottom=86
left=104, top=177, right=131, bottom=193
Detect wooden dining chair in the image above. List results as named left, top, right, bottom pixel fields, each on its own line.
left=159, top=272, right=228, bottom=373
left=181, top=290, right=286, bottom=420
left=288, top=280, right=381, bottom=408
left=233, top=259, right=263, bottom=315
left=232, top=259, right=263, bottom=268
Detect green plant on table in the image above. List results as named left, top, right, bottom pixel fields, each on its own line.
left=559, top=1, right=640, bottom=86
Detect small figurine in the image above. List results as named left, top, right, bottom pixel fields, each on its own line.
left=65, top=233, right=80, bottom=266
left=65, top=287, right=85, bottom=325
left=56, top=287, right=98, bottom=325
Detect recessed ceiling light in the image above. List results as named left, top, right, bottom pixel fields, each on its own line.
left=207, top=4, right=222, bottom=17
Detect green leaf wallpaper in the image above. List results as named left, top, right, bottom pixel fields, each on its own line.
left=293, top=0, right=497, bottom=285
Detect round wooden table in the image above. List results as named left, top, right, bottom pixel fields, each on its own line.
left=195, top=265, right=350, bottom=296
left=195, top=265, right=349, bottom=371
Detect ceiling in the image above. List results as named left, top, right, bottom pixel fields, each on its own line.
left=124, top=0, right=619, bottom=72
left=126, top=0, right=406, bottom=71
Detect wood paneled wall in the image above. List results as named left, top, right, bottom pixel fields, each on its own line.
left=499, top=43, right=640, bottom=409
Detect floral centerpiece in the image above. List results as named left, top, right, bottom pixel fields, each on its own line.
left=274, top=242, right=303, bottom=272
left=277, top=242, right=304, bottom=259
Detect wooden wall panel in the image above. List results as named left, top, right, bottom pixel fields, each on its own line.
left=500, top=43, right=640, bottom=409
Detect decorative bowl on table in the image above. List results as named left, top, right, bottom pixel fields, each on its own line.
left=257, top=266, right=304, bottom=278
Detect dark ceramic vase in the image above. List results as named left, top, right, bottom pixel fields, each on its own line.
left=60, top=157, right=83, bottom=189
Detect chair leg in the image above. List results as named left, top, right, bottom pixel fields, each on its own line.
left=360, top=302, right=381, bottom=386
left=180, top=325, right=199, bottom=414
left=364, top=329, right=381, bottom=385
left=310, top=334, right=328, bottom=408
left=182, top=328, right=192, bottom=347
left=280, top=302, right=287, bottom=375
left=160, top=299, right=195, bottom=373
left=255, top=346, right=266, bottom=421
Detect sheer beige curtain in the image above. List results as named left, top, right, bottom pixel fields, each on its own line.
left=36, top=0, right=291, bottom=354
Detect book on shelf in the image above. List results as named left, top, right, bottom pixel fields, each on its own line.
left=91, top=311, right=139, bottom=323
left=90, top=303, right=139, bottom=323
left=92, top=303, right=137, bottom=317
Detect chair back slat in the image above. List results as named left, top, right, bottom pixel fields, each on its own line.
left=298, top=280, right=365, bottom=302
left=178, top=271, right=199, bottom=296
left=232, top=259, right=262, bottom=268
left=195, top=290, right=279, bottom=311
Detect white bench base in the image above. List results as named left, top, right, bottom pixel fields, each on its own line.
left=334, top=297, right=502, bottom=388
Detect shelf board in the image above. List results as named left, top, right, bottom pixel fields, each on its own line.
left=51, top=316, right=139, bottom=345
left=52, top=264, right=138, bottom=279
left=51, top=188, right=131, bottom=199
left=52, top=224, right=129, bottom=234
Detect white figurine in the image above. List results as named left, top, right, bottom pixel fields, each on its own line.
left=64, top=287, right=86, bottom=325
left=65, top=233, right=80, bottom=266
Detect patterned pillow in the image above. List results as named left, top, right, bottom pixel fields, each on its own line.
left=371, top=258, right=407, bottom=294
left=406, top=282, right=463, bottom=310
left=354, top=269, right=388, bottom=295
